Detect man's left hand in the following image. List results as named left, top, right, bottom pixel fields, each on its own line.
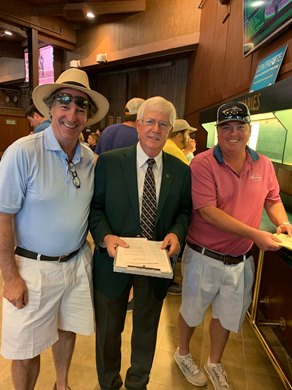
left=161, top=233, right=180, bottom=257
left=276, top=222, right=292, bottom=236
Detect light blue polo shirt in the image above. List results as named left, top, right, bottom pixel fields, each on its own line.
left=0, top=126, right=95, bottom=256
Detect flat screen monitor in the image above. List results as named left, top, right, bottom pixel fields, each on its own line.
left=243, top=0, right=292, bottom=56
left=24, top=45, right=54, bottom=85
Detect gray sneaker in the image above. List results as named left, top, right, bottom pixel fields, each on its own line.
left=174, top=348, right=207, bottom=386
left=204, top=358, right=232, bottom=390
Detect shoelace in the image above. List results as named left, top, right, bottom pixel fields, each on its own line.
left=213, top=364, right=229, bottom=387
left=183, top=355, right=200, bottom=374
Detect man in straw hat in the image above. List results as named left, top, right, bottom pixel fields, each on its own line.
left=0, top=68, right=109, bottom=390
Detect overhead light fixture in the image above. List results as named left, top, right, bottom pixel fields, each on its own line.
left=4, top=30, right=13, bottom=36
left=86, top=11, right=95, bottom=19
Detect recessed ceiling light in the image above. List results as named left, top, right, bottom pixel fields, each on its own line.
left=4, top=30, right=13, bottom=36
left=86, top=11, right=95, bottom=19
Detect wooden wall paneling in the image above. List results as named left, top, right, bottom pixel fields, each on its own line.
left=90, top=72, right=128, bottom=129
left=185, top=0, right=221, bottom=112
left=221, top=2, right=252, bottom=99
left=142, top=58, right=188, bottom=117
left=127, top=70, right=148, bottom=101
left=0, top=113, right=30, bottom=157
left=89, top=56, right=189, bottom=127
left=0, top=0, right=76, bottom=47
left=74, top=0, right=200, bottom=67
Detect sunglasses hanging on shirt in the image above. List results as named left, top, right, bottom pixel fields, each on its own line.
left=67, top=160, right=81, bottom=188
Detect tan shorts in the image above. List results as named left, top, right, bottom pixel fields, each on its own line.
left=1, top=242, right=94, bottom=360
left=180, top=244, right=254, bottom=333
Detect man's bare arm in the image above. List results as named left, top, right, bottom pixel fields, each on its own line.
left=0, top=212, right=28, bottom=309
left=199, top=206, right=282, bottom=252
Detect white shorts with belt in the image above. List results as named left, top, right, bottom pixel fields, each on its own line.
left=180, top=244, right=255, bottom=333
left=1, top=242, right=94, bottom=360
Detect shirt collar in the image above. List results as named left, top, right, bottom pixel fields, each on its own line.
left=137, top=142, right=163, bottom=170
left=44, top=125, right=82, bottom=162
left=213, top=144, right=259, bottom=164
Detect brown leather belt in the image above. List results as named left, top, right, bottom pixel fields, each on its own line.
left=186, top=242, right=252, bottom=265
left=15, top=246, right=80, bottom=262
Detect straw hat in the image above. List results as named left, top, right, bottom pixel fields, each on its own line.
left=32, top=68, right=109, bottom=125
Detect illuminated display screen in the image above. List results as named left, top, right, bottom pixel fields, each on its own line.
left=243, top=0, right=292, bottom=56
left=24, top=45, right=54, bottom=84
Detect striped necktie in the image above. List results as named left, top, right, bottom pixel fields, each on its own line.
left=141, top=158, right=157, bottom=239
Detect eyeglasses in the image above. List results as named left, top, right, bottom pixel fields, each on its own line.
left=67, top=160, right=81, bottom=188
left=55, top=93, right=90, bottom=110
left=140, top=118, right=172, bottom=131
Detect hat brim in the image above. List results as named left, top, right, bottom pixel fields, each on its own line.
left=216, top=118, right=250, bottom=126
left=32, top=83, right=109, bottom=126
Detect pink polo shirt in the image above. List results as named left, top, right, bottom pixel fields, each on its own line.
left=187, top=146, right=281, bottom=256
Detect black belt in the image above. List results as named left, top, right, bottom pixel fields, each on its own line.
left=15, top=246, right=80, bottom=262
left=186, top=242, right=252, bottom=265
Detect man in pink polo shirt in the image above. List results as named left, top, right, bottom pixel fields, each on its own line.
left=174, top=101, right=291, bottom=390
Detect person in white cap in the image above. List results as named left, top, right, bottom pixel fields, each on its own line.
left=95, top=97, right=145, bottom=155
left=0, top=68, right=109, bottom=390
left=163, top=118, right=197, bottom=165
left=175, top=101, right=291, bottom=390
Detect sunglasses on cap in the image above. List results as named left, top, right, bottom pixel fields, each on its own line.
left=54, top=93, right=90, bottom=110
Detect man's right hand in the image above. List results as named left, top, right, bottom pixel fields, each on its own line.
left=4, top=275, right=28, bottom=309
left=253, top=230, right=282, bottom=252
left=103, top=235, right=129, bottom=258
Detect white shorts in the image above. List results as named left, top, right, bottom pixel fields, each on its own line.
left=1, top=242, right=94, bottom=360
left=180, top=244, right=254, bottom=333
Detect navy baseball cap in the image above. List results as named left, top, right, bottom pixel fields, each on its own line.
left=216, top=101, right=251, bottom=126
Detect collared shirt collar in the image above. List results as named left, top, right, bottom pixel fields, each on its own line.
left=213, top=144, right=259, bottom=164
left=136, top=142, right=163, bottom=169
left=44, top=125, right=83, bottom=163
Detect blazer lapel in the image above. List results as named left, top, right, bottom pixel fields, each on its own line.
left=121, top=147, right=140, bottom=226
left=156, top=152, right=174, bottom=222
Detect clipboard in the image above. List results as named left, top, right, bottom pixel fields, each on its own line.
left=113, top=237, right=173, bottom=279
left=273, top=233, right=292, bottom=250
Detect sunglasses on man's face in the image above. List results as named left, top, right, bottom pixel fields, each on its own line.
left=55, top=93, right=90, bottom=110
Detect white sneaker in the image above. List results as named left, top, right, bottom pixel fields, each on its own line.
left=204, top=358, right=232, bottom=390
left=174, top=347, right=207, bottom=386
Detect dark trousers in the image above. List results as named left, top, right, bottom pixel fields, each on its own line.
left=94, top=275, right=164, bottom=390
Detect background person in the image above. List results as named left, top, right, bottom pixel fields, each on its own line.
left=95, top=97, right=144, bottom=155
left=0, top=68, right=109, bottom=390
left=25, top=104, right=51, bottom=134
left=163, top=118, right=197, bottom=295
left=87, top=132, right=99, bottom=152
left=163, top=118, right=196, bottom=165
left=175, top=101, right=291, bottom=390
left=89, top=96, right=192, bottom=390
left=183, top=133, right=197, bottom=162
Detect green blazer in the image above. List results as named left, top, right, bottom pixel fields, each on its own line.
left=89, top=145, right=192, bottom=299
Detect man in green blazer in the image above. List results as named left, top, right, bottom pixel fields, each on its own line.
left=89, top=96, right=192, bottom=390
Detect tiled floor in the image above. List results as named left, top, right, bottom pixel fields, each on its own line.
left=0, top=266, right=286, bottom=389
